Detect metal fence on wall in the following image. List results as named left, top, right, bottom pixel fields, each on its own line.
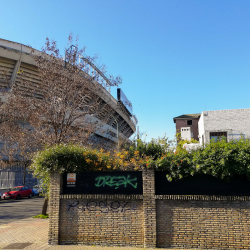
left=0, top=163, right=37, bottom=188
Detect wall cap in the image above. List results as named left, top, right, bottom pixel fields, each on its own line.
left=60, top=194, right=143, bottom=200
left=156, top=195, right=250, bottom=201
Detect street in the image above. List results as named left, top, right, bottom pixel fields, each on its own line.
left=0, top=196, right=45, bottom=225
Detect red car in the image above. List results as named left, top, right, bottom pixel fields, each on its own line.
left=2, top=186, right=33, bottom=200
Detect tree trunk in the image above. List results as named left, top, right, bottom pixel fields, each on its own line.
left=42, top=194, right=48, bottom=215
left=23, top=165, right=26, bottom=186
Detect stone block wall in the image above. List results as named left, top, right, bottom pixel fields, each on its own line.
left=49, top=170, right=250, bottom=249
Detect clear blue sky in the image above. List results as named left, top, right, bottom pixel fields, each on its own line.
left=1, top=0, right=250, bottom=142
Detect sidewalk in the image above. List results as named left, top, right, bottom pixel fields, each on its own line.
left=0, top=217, right=48, bottom=250
left=0, top=217, right=198, bottom=250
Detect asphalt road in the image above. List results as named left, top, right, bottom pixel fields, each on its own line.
left=0, top=196, right=46, bottom=225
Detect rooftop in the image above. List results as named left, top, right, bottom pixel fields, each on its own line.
left=173, top=113, right=200, bottom=122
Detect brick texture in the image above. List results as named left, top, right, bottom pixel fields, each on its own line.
left=48, top=172, right=63, bottom=245
left=59, top=199, right=144, bottom=246
left=175, top=118, right=199, bottom=141
left=156, top=199, right=250, bottom=249
left=142, top=168, right=156, bottom=248
left=49, top=170, right=250, bottom=249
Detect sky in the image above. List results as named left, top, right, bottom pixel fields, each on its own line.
left=1, top=0, right=250, bottom=142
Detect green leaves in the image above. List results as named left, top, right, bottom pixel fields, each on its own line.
left=156, top=138, right=250, bottom=182
left=31, top=138, right=250, bottom=185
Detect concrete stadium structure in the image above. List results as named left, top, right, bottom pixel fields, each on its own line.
left=0, top=38, right=137, bottom=188
left=0, top=38, right=136, bottom=142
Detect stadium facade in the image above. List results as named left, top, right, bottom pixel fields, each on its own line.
left=0, top=38, right=137, bottom=188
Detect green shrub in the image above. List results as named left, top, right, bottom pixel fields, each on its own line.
left=32, top=214, right=49, bottom=219
left=31, top=144, right=114, bottom=173
left=156, top=138, right=250, bottom=181
left=127, top=136, right=170, bottom=160
left=31, top=139, right=250, bottom=185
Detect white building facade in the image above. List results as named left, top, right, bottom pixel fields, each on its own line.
left=198, top=108, right=250, bottom=145
left=180, top=127, right=192, bottom=141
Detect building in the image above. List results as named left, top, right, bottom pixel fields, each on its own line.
left=198, top=108, right=250, bottom=145
left=173, top=114, right=200, bottom=141
left=0, top=38, right=137, bottom=188
left=174, top=108, right=250, bottom=147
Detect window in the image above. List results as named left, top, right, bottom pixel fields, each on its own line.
left=210, top=132, right=227, bottom=142
left=187, top=120, right=192, bottom=125
left=191, top=132, right=193, bottom=138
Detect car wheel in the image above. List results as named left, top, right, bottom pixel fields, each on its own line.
left=16, top=194, right=21, bottom=200
left=28, top=193, right=32, bottom=198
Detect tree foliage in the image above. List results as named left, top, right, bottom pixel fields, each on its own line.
left=156, top=138, right=250, bottom=181
left=31, top=137, right=250, bottom=197
left=31, top=143, right=152, bottom=173
left=126, top=134, right=171, bottom=160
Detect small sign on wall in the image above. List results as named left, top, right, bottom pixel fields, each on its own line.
left=67, top=173, right=76, bottom=187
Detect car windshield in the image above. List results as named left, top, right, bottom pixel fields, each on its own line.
left=10, top=187, right=21, bottom=191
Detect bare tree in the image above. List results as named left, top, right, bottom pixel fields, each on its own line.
left=0, top=90, right=37, bottom=186
left=10, top=36, right=120, bottom=147
left=0, top=34, right=121, bottom=213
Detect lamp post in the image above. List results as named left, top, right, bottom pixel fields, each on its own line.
left=112, top=115, right=119, bottom=150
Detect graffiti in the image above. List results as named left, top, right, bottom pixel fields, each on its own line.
left=95, top=175, right=138, bottom=189
left=67, top=200, right=135, bottom=214
left=66, top=201, right=79, bottom=221
left=67, top=201, right=79, bottom=212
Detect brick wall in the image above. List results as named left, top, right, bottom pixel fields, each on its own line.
left=142, top=168, right=156, bottom=247
left=60, top=197, right=144, bottom=246
left=48, top=171, right=63, bottom=245
left=156, top=197, right=250, bottom=249
left=49, top=170, right=250, bottom=249
left=176, top=119, right=199, bottom=141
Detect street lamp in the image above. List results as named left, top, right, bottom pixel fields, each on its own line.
left=112, top=115, right=119, bottom=150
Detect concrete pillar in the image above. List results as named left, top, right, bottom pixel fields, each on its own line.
left=10, top=57, right=22, bottom=87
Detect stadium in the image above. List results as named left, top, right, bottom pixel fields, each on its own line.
left=0, top=38, right=137, bottom=188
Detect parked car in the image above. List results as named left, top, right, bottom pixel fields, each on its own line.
left=32, top=187, right=39, bottom=196
left=0, top=192, right=1, bottom=200
left=1, top=186, right=33, bottom=200
left=32, top=185, right=45, bottom=196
